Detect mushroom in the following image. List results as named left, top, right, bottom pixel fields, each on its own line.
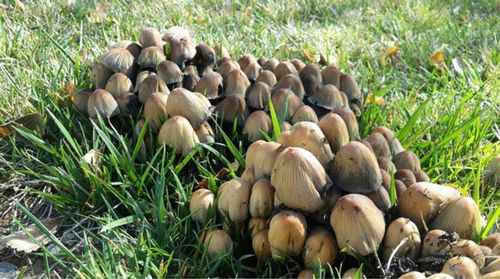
left=255, top=70, right=277, bottom=87
left=330, top=194, right=385, bottom=256
left=329, top=141, right=381, bottom=193
left=274, top=61, right=298, bottom=81
left=382, top=217, right=421, bottom=261
left=157, top=60, right=183, bottom=90
left=157, top=115, right=199, bottom=156
left=249, top=178, right=274, bottom=218
left=218, top=60, right=240, bottom=82
left=308, top=84, right=348, bottom=115
left=183, top=72, right=200, bottom=92
left=204, top=229, right=233, bottom=258
left=224, top=69, right=250, bottom=97
left=372, top=126, right=405, bottom=156
left=87, top=89, right=120, bottom=119
left=138, top=46, right=166, bottom=70
left=484, top=154, right=500, bottom=188
left=246, top=82, right=271, bottom=110
left=139, top=27, right=163, bottom=48
left=394, top=169, right=417, bottom=187
left=378, top=156, right=397, bottom=173
left=104, top=72, right=133, bottom=98
left=399, top=272, right=426, bottom=279
left=365, top=132, right=391, bottom=159
left=270, top=147, right=330, bottom=212
left=481, top=233, right=500, bottom=249
left=194, top=72, right=223, bottom=100
left=245, top=140, right=283, bottom=180
left=100, top=48, right=137, bottom=78
left=252, top=229, right=271, bottom=260
left=318, top=113, right=349, bottom=153
left=195, top=121, right=215, bottom=144
left=342, top=267, right=367, bottom=279
left=261, top=57, right=279, bottom=72
left=291, top=105, right=319, bottom=124
left=321, top=65, right=341, bottom=88
left=414, top=170, right=430, bottom=182
left=303, top=227, right=338, bottom=268
left=217, top=178, right=251, bottom=228
left=116, top=92, right=140, bottom=116
left=190, top=188, right=215, bottom=223
left=332, top=107, right=359, bottom=140
left=289, top=58, right=306, bottom=72
left=243, top=111, right=272, bottom=143
left=268, top=210, right=307, bottom=258
left=162, top=26, right=196, bottom=69
left=165, top=88, right=210, bottom=129
left=138, top=75, right=169, bottom=103
left=248, top=217, right=269, bottom=238
left=142, top=92, right=168, bottom=131
left=421, top=229, right=454, bottom=257
left=134, top=70, right=156, bottom=93
left=267, top=88, right=303, bottom=121
left=237, top=54, right=257, bottom=71
left=449, top=240, right=486, bottom=268
left=213, top=44, right=230, bottom=65
left=73, top=89, right=92, bottom=114
left=215, top=95, right=249, bottom=126
left=393, top=151, right=421, bottom=172
left=300, top=64, right=322, bottom=96
left=365, top=186, right=391, bottom=211
left=192, top=43, right=216, bottom=74
left=244, top=61, right=262, bottom=82
left=91, top=62, right=114, bottom=89
left=109, top=40, right=142, bottom=58
left=272, top=74, right=305, bottom=100
left=339, top=74, right=362, bottom=106
left=441, top=256, right=480, bottom=279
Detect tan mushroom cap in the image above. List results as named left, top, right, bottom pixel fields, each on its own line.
left=100, top=48, right=136, bottom=75
left=91, top=62, right=114, bottom=89
left=243, top=111, right=272, bottom=143
left=289, top=58, right=306, bottom=72
left=109, top=40, right=142, bottom=58
left=249, top=178, right=274, bottom=218
left=105, top=72, right=133, bottom=98
left=246, top=82, right=271, bottom=110
left=157, top=60, right=183, bottom=85
left=255, top=70, right=277, bottom=87
left=441, top=256, right=480, bottom=279
left=330, top=194, right=385, bottom=256
left=134, top=70, right=156, bottom=93
left=195, top=121, right=215, bottom=144
left=262, top=57, right=279, bottom=72
left=291, top=105, right=319, bottom=124
left=393, top=150, right=421, bottom=172
left=248, top=217, right=268, bottom=238
left=204, top=229, right=233, bottom=258
left=224, top=69, right=250, bottom=97
left=272, top=74, right=305, bottom=100
left=321, top=65, right=341, bottom=88
left=244, top=61, right=262, bottom=82
left=217, top=178, right=251, bottom=228
left=215, top=95, right=249, bottom=126
left=268, top=210, right=307, bottom=257
left=218, top=60, right=240, bottom=82
left=87, top=89, right=120, bottom=119
left=382, top=217, right=421, bottom=261
left=366, top=132, right=391, bottom=158
left=271, top=147, right=330, bottom=212
left=274, top=61, right=299, bottom=81
left=268, top=88, right=303, bottom=121
left=329, top=141, right=382, bottom=193
left=194, top=72, right=223, bottom=99
left=142, top=92, right=168, bottom=131
left=165, top=88, right=210, bottom=129
left=339, top=73, right=362, bottom=104
left=373, top=126, right=405, bottom=156
left=318, top=113, right=349, bottom=153
left=332, top=107, right=359, bottom=140
left=139, top=27, right=163, bottom=48
left=252, top=229, right=271, bottom=260
left=189, top=188, right=215, bottom=223
left=138, top=46, right=166, bottom=69
left=303, top=227, right=338, bottom=268
left=238, top=54, right=257, bottom=71
left=157, top=115, right=199, bottom=156
left=138, top=76, right=169, bottom=103
left=245, top=140, right=283, bottom=180
left=73, top=89, right=92, bottom=114
left=308, top=84, right=347, bottom=110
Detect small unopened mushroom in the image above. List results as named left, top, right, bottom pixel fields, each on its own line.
left=395, top=169, right=417, bottom=187
left=482, top=258, right=500, bottom=274
left=246, top=82, right=271, bottom=110
left=73, top=89, right=92, bottom=114
left=272, top=74, right=305, bottom=100
left=414, top=170, right=430, bottom=182
left=190, top=188, right=215, bottom=223
left=318, top=113, right=349, bottom=153
left=245, top=140, right=283, bottom=180
left=321, top=65, right=341, bottom=88
left=194, top=72, right=223, bottom=99
left=271, top=147, right=330, bottom=212
left=255, top=70, right=277, bottom=87
left=157, top=60, right=183, bottom=90
left=303, top=227, right=338, bottom=268
left=252, top=229, right=271, bottom=260
left=482, top=271, right=500, bottom=279
left=278, top=122, right=334, bottom=168
left=300, top=64, right=322, bottom=95
left=393, top=151, right=421, bottom=172
left=481, top=233, right=500, bottom=249
left=241, top=166, right=256, bottom=186
left=398, top=272, right=426, bottom=279
left=262, top=57, right=279, bottom=72
left=215, top=95, right=249, bottom=126
left=366, top=132, right=391, bottom=159
left=116, top=92, right=140, bottom=116
left=342, top=267, right=366, bottom=279
left=204, top=229, right=233, bottom=258
left=291, top=105, right=319, bottom=124
left=134, top=70, right=156, bottom=93
left=87, top=89, right=120, bottom=119
left=192, top=43, right=216, bottom=73
left=431, top=197, right=483, bottom=240
left=166, top=88, right=210, bottom=129
left=243, top=111, right=272, bottom=143
left=268, top=88, right=303, bottom=121
left=378, top=156, right=397, bottom=173
left=372, top=126, right=405, bottom=156
left=274, top=61, right=299, bottom=81
left=238, top=54, right=257, bottom=71
left=138, top=76, right=169, bottom=103
left=139, top=27, right=163, bottom=48
left=245, top=61, right=262, bottom=82
left=289, top=58, right=306, bottom=71
left=217, top=178, right=251, bottom=228
left=218, top=60, right=240, bottom=82
left=421, top=229, right=454, bottom=257
left=484, top=154, right=500, bottom=188
left=339, top=74, right=362, bottom=106
left=399, top=182, right=460, bottom=231
left=297, top=269, right=315, bottom=279
left=426, top=273, right=453, bottom=279
left=100, top=48, right=137, bottom=78
left=91, top=62, right=114, bottom=89
left=329, top=141, right=382, bottom=193
left=249, top=178, right=274, bottom=218
left=109, top=40, right=142, bottom=58
left=157, top=115, right=199, bottom=156
left=330, top=194, right=385, bottom=256
left=365, top=186, right=391, bottom=211
left=449, top=240, right=486, bottom=268
left=224, top=69, right=250, bottom=97
left=213, top=44, right=230, bottom=65
left=183, top=73, right=199, bottom=92
left=195, top=121, right=215, bottom=144
left=138, top=46, right=166, bottom=69
left=268, top=210, right=307, bottom=258
left=248, top=217, right=268, bottom=238
left=105, top=72, right=133, bottom=98
left=308, top=84, right=347, bottom=114
left=382, top=217, right=421, bottom=261
left=142, top=92, right=168, bottom=131
left=163, top=27, right=196, bottom=69
left=332, top=107, right=359, bottom=140
left=441, top=256, right=480, bottom=279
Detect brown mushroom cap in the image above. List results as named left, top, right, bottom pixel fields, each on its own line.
left=138, top=75, right=169, bottom=103
left=268, top=210, right=307, bottom=258
left=116, top=92, right=140, bottom=116
left=249, top=178, right=274, bottom=218
left=195, top=121, right=215, bottom=144
left=300, top=64, right=322, bottom=88
left=238, top=54, right=257, bottom=72
left=158, top=116, right=199, bottom=156
left=255, top=70, right=277, bottom=87
left=165, top=88, right=210, bottom=129
left=330, top=194, right=385, bottom=256
left=291, top=105, right=319, bottom=124
left=252, top=229, right=271, bottom=260
left=142, top=92, right=168, bottom=131
left=213, top=44, right=231, bottom=65
left=245, top=61, right=262, bottom=82
left=332, top=107, right=359, bottom=140
left=268, top=88, right=303, bottom=121
left=321, top=65, right=341, bottom=88
left=248, top=217, right=268, bottom=238
left=217, top=178, right=251, bottom=228
left=308, top=84, right=348, bottom=111
left=481, top=233, right=500, bottom=249
left=289, top=58, right=306, bottom=72
left=441, top=256, right=480, bottom=279
left=243, top=111, right=272, bottom=143
left=189, top=188, right=215, bottom=223
left=109, top=40, right=142, bottom=58
left=73, top=89, right=92, bottom=114
left=194, top=72, right=223, bottom=99
left=91, top=62, right=114, bottom=89
left=87, top=89, right=120, bottom=119
left=382, top=217, right=421, bottom=261
left=192, top=43, right=216, bottom=67
left=421, top=229, right=453, bottom=257
left=365, top=186, right=391, bottom=211
left=272, top=74, right=305, bottom=100
left=218, top=60, right=240, bottom=82
left=105, top=72, right=133, bottom=98
left=318, top=113, right=349, bottom=154
left=484, top=154, right=500, bottom=188
left=138, top=46, right=166, bottom=69
left=393, top=151, right=421, bottom=172
left=100, top=48, right=136, bottom=77
left=134, top=70, right=156, bottom=93
left=414, top=170, right=430, bottom=182
left=395, top=169, right=417, bottom=187
left=139, top=27, right=163, bottom=48
left=262, top=57, right=279, bottom=72
left=378, top=156, right=397, bottom=173
left=245, top=140, right=283, bottom=180
left=225, top=69, right=250, bottom=97
left=449, top=240, right=486, bottom=268
left=372, top=126, right=405, bottom=156
left=215, top=95, right=249, bottom=126
left=339, top=74, right=362, bottom=104
left=204, top=229, right=233, bottom=258
left=366, top=132, right=392, bottom=159
left=303, top=227, right=338, bottom=268
left=270, top=147, right=330, bottom=212
left=246, top=82, right=271, bottom=110
left=329, top=141, right=382, bottom=193
left=399, top=272, right=426, bottom=279
left=157, top=60, right=183, bottom=85
left=274, top=61, right=299, bottom=81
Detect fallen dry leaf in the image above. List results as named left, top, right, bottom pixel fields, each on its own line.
left=379, top=45, right=399, bottom=66
left=0, top=113, right=45, bottom=138
left=429, top=49, right=445, bottom=70
left=365, top=94, right=386, bottom=105
left=302, top=49, right=317, bottom=63
left=0, top=219, right=58, bottom=253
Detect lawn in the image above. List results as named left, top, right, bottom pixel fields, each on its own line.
left=0, top=0, right=499, bottom=277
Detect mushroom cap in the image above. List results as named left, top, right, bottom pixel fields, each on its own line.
left=289, top=58, right=306, bottom=71
left=330, top=194, right=385, bottom=256
left=398, top=272, right=426, bottom=279
left=441, top=256, right=480, bottom=279
left=165, top=88, right=210, bottom=129
left=480, top=233, right=500, bottom=249
left=291, top=105, right=319, bottom=124
left=213, top=44, right=231, bottom=65
left=189, top=188, right=215, bottom=223
left=245, top=140, right=283, bottom=180
left=157, top=60, right=183, bottom=84
left=308, top=84, right=347, bottom=111
left=243, top=111, right=272, bottom=143
left=91, top=62, right=114, bottom=89
left=162, top=26, right=192, bottom=42
left=195, top=121, right=215, bottom=144
left=183, top=73, right=199, bottom=92
left=87, top=89, right=120, bottom=118
left=134, top=70, right=156, bottom=93
left=393, top=151, right=421, bottom=172
left=100, top=48, right=136, bottom=75
left=73, top=89, right=92, bottom=114
left=430, top=197, right=484, bottom=240
left=262, top=57, right=279, bottom=72
left=255, top=70, right=277, bottom=87
left=272, top=74, right=305, bottom=100
left=268, top=210, right=307, bottom=258
left=139, top=27, right=163, bottom=48
left=329, top=141, right=382, bottom=193
left=168, top=37, right=197, bottom=69
left=366, top=132, right=391, bottom=159
left=278, top=122, right=334, bottom=168
left=332, top=107, right=359, bottom=140
left=138, top=46, right=166, bottom=69
left=218, top=60, right=240, bottom=82
left=252, top=229, right=271, bottom=260
left=204, top=229, right=233, bottom=258
left=449, top=239, right=486, bottom=268
left=192, top=43, right=216, bottom=67
left=484, top=154, right=500, bottom=187
left=378, top=156, right=397, bottom=173
left=373, top=126, right=405, bottom=156
left=138, top=76, right=169, bottom=103
left=224, top=69, right=250, bottom=97
left=105, top=72, right=133, bottom=98
left=268, top=88, right=303, bottom=121
left=116, top=92, right=140, bottom=116
left=421, top=229, right=452, bottom=257
left=365, top=186, right=391, bottom=211
left=300, top=64, right=322, bottom=87
left=303, top=227, right=338, bottom=268
left=249, top=178, right=274, bottom=218
left=398, top=182, right=461, bottom=231
left=342, top=267, right=367, bottom=279
left=246, top=82, right=271, bottom=110
left=339, top=74, right=362, bottom=104
left=321, top=65, right=341, bottom=88
left=244, top=61, right=262, bottom=81
left=414, top=170, right=430, bottom=182
left=194, top=72, right=223, bottom=99
left=382, top=217, right=421, bottom=261
left=237, top=54, right=257, bottom=71
left=274, top=61, right=299, bottom=81
left=395, top=169, right=417, bottom=187
left=142, top=92, right=168, bottom=131
left=217, top=178, right=251, bottom=227
left=157, top=115, right=199, bottom=156
left=248, top=217, right=268, bottom=238
left=109, top=40, right=142, bottom=58
left=318, top=113, right=349, bottom=154
left=215, top=95, right=249, bottom=126
left=270, top=147, right=330, bottom=212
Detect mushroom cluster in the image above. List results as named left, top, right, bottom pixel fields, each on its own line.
left=190, top=123, right=499, bottom=278
left=73, top=25, right=366, bottom=157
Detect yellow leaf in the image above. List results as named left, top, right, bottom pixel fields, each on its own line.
left=429, top=49, right=445, bottom=64
left=303, top=49, right=316, bottom=63
left=366, top=94, right=386, bottom=105
left=0, top=126, right=14, bottom=137
left=385, top=45, right=398, bottom=58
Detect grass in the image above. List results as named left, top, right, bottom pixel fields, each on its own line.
left=0, top=0, right=499, bottom=277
